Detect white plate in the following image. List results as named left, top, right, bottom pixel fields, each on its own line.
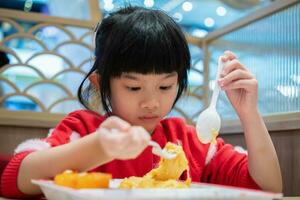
left=32, top=179, right=282, bottom=200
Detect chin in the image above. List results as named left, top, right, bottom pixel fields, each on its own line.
left=134, top=122, right=154, bottom=133
left=144, top=124, right=159, bottom=133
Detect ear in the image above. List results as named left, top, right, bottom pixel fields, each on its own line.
left=88, top=72, right=100, bottom=90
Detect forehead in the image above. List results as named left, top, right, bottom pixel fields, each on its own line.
left=120, top=72, right=178, bottom=80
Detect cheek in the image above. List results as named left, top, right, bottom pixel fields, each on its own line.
left=111, top=97, right=138, bottom=124
left=162, top=89, right=178, bottom=110
left=170, top=86, right=178, bottom=101
left=110, top=92, right=136, bottom=113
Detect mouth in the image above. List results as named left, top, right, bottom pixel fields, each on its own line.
left=139, top=115, right=159, bottom=120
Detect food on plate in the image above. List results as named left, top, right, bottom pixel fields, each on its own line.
left=119, top=142, right=190, bottom=188
left=54, top=142, right=189, bottom=189
left=54, top=170, right=112, bottom=189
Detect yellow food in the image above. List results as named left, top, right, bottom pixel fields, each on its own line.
left=119, top=142, right=190, bottom=189
left=54, top=170, right=112, bottom=189
left=211, top=128, right=218, bottom=144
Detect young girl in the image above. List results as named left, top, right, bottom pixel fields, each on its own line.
left=1, top=6, right=282, bottom=198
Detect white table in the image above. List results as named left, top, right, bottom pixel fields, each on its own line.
left=1, top=197, right=300, bottom=200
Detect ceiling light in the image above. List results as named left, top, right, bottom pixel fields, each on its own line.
left=204, top=17, right=215, bottom=27
left=192, top=29, right=208, bottom=38
left=216, top=6, right=227, bottom=16
left=182, top=1, right=193, bottom=12
left=173, top=12, right=183, bottom=22
left=104, top=2, right=114, bottom=11
left=144, top=0, right=154, bottom=8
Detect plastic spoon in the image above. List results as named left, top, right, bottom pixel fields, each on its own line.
left=149, top=141, right=176, bottom=160
left=196, top=57, right=226, bottom=144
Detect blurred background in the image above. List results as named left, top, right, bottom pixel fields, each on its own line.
left=0, top=0, right=299, bottom=122
left=0, top=0, right=300, bottom=196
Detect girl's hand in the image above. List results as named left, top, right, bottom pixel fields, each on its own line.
left=96, top=116, right=151, bottom=160
left=218, top=51, right=258, bottom=116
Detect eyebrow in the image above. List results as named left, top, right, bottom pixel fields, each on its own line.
left=122, top=72, right=177, bottom=80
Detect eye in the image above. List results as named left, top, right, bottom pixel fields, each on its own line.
left=159, top=85, right=173, bottom=90
left=126, top=86, right=141, bottom=91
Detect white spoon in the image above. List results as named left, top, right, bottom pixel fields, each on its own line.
left=196, top=57, right=226, bottom=144
left=149, top=140, right=177, bottom=160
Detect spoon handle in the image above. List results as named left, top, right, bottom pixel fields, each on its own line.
left=209, top=57, right=225, bottom=109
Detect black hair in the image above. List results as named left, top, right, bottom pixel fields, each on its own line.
left=78, top=6, right=191, bottom=114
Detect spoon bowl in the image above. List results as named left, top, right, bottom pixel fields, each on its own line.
left=196, top=57, right=226, bottom=144
left=196, top=108, right=221, bottom=144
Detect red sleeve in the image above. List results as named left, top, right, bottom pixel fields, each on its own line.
left=0, top=151, right=35, bottom=198
left=0, top=110, right=104, bottom=199
left=45, top=110, right=104, bottom=146
left=201, top=139, right=261, bottom=190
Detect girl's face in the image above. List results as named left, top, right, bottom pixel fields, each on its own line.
left=110, top=72, right=178, bottom=133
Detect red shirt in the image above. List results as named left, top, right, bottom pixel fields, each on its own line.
left=1, top=110, right=260, bottom=198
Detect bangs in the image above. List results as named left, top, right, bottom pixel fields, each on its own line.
left=111, top=35, right=180, bottom=75
left=98, top=8, right=190, bottom=77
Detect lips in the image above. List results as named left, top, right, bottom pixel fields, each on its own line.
left=139, top=115, right=159, bottom=120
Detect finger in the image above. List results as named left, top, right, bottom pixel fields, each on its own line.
left=218, top=69, right=254, bottom=87
left=221, top=79, right=258, bottom=91
left=127, top=127, right=141, bottom=144
left=224, top=50, right=237, bottom=60
left=101, top=116, right=131, bottom=131
left=128, top=126, right=150, bottom=145
left=134, top=126, right=151, bottom=138
left=221, top=51, right=236, bottom=62
left=120, top=128, right=149, bottom=159
left=221, top=55, right=228, bottom=62
left=98, top=127, right=125, bottom=144
left=97, top=127, right=126, bottom=156
left=221, top=59, right=247, bottom=77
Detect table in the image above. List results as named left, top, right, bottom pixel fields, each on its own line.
left=1, top=197, right=300, bottom=200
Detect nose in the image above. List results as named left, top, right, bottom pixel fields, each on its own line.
left=140, top=98, right=160, bottom=110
